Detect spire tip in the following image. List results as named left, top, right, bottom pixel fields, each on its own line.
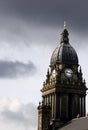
left=64, top=21, right=66, bottom=29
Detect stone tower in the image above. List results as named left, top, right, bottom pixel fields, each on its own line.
left=37, top=24, right=87, bottom=130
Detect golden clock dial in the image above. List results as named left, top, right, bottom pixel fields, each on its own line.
left=52, top=69, right=56, bottom=77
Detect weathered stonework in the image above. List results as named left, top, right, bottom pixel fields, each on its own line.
left=37, top=25, right=87, bottom=130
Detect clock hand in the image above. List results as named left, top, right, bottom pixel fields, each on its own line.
left=66, top=72, right=72, bottom=74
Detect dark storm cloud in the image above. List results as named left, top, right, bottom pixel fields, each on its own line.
left=0, top=0, right=88, bottom=31
left=0, top=0, right=87, bottom=52
left=0, top=60, right=36, bottom=78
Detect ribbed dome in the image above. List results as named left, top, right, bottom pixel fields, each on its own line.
left=50, top=43, right=78, bottom=65
left=50, top=28, right=78, bottom=65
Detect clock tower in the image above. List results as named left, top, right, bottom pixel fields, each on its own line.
left=37, top=24, right=87, bottom=130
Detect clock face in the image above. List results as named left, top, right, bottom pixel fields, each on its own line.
left=65, top=68, right=73, bottom=77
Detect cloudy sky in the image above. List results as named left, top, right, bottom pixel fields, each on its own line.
left=0, top=0, right=88, bottom=129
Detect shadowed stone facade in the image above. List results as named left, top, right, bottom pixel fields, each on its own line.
left=37, top=25, right=87, bottom=130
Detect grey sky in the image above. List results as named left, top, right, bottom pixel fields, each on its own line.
left=0, top=1, right=87, bottom=130
left=0, top=98, right=37, bottom=130
left=0, top=0, right=87, bottom=104
left=0, top=0, right=88, bottom=31
left=0, top=0, right=87, bottom=52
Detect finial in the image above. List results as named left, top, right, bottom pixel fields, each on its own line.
left=79, top=66, right=82, bottom=73
left=84, top=79, right=86, bottom=85
left=64, top=21, right=66, bottom=29
left=39, top=102, right=41, bottom=106
left=60, top=21, right=69, bottom=44
left=46, top=68, right=49, bottom=79
left=47, top=68, right=49, bottom=75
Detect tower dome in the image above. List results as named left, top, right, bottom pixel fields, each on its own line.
left=50, top=26, right=78, bottom=65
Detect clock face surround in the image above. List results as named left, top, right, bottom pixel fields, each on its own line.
left=65, top=68, right=73, bottom=77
